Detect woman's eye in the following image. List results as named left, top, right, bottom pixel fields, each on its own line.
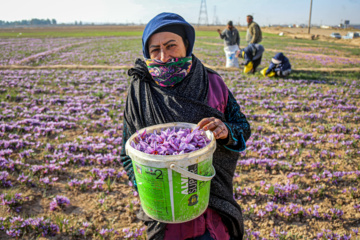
left=150, top=49, right=159, bottom=53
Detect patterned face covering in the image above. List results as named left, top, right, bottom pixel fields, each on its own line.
left=145, top=57, right=192, bottom=87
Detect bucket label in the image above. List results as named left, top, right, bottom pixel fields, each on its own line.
left=181, top=177, right=188, bottom=194
left=172, top=159, right=213, bottom=222
left=188, top=164, right=198, bottom=194
left=132, top=156, right=213, bottom=223
left=135, top=164, right=142, bottom=174
left=132, top=161, right=172, bottom=221
left=188, top=194, right=198, bottom=206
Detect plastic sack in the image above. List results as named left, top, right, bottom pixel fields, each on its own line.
left=224, top=45, right=239, bottom=68
left=261, top=67, right=276, bottom=77
left=243, top=61, right=253, bottom=73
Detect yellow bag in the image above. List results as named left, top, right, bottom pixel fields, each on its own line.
left=243, top=61, right=253, bottom=73
left=261, top=67, right=276, bottom=77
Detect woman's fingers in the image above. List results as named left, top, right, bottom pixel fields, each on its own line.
left=197, top=118, right=228, bottom=139
left=198, top=117, right=217, bottom=131
left=212, top=122, right=227, bottom=139
left=197, top=117, right=213, bottom=130
left=215, top=123, right=228, bottom=139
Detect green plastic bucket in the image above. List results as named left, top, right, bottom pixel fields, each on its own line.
left=125, top=122, right=216, bottom=223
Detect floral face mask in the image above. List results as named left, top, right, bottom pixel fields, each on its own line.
left=145, top=57, right=192, bottom=87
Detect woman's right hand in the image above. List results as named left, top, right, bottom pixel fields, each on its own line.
left=197, top=117, right=228, bottom=140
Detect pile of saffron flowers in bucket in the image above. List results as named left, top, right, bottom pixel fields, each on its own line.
left=131, top=127, right=211, bottom=155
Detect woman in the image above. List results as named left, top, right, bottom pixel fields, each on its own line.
left=121, top=12, right=251, bottom=240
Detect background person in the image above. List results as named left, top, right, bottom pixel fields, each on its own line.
left=246, top=15, right=262, bottom=44
left=217, top=21, right=240, bottom=68
left=264, top=52, right=292, bottom=77
left=121, top=12, right=251, bottom=240
left=236, top=43, right=265, bottom=73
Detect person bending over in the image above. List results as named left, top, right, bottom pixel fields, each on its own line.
left=236, top=43, right=264, bottom=73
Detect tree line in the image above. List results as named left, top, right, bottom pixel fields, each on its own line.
left=0, top=18, right=57, bottom=27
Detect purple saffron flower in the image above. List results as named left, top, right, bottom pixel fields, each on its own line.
left=257, top=209, right=266, bottom=217
left=79, top=229, right=85, bottom=235
left=49, top=195, right=70, bottom=211
left=131, top=127, right=210, bottom=155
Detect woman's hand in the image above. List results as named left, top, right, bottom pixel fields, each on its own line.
left=197, top=117, right=228, bottom=139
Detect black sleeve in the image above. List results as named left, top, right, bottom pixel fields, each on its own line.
left=120, top=120, right=137, bottom=187
left=217, top=90, right=251, bottom=152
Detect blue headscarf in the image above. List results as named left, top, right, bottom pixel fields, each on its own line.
left=142, top=12, right=195, bottom=58
left=272, top=52, right=285, bottom=64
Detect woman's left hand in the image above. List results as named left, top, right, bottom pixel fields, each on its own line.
left=197, top=117, right=228, bottom=139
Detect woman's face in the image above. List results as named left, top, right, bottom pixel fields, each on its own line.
left=148, top=32, right=187, bottom=62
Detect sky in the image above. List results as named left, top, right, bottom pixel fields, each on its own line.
left=2, top=0, right=360, bottom=26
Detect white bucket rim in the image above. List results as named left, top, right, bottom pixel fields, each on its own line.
left=125, top=122, right=216, bottom=163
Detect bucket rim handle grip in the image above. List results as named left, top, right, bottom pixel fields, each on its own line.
left=169, top=164, right=216, bottom=181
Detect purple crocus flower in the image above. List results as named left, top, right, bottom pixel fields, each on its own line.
left=49, top=195, right=70, bottom=211
left=131, top=127, right=210, bottom=155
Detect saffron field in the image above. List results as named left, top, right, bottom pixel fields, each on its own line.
left=0, top=29, right=360, bottom=239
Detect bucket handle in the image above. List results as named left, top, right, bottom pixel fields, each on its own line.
left=170, top=164, right=216, bottom=181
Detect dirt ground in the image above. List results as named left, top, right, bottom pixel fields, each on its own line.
left=263, top=26, right=360, bottom=46
left=196, top=25, right=360, bottom=46
left=0, top=25, right=359, bottom=239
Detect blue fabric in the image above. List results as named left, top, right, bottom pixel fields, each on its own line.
left=120, top=123, right=137, bottom=188
left=222, top=90, right=250, bottom=152
left=241, top=44, right=264, bottom=65
left=273, top=52, right=285, bottom=62
left=142, top=12, right=195, bottom=58
left=266, top=52, right=291, bottom=75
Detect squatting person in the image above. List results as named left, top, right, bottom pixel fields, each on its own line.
left=264, top=52, right=292, bottom=77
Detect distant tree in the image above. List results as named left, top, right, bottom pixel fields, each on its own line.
left=0, top=18, right=57, bottom=27
left=20, top=20, right=29, bottom=25
left=30, top=18, right=44, bottom=25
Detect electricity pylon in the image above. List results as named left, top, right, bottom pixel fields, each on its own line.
left=198, top=0, right=209, bottom=26
left=213, top=6, right=219, bottom=25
